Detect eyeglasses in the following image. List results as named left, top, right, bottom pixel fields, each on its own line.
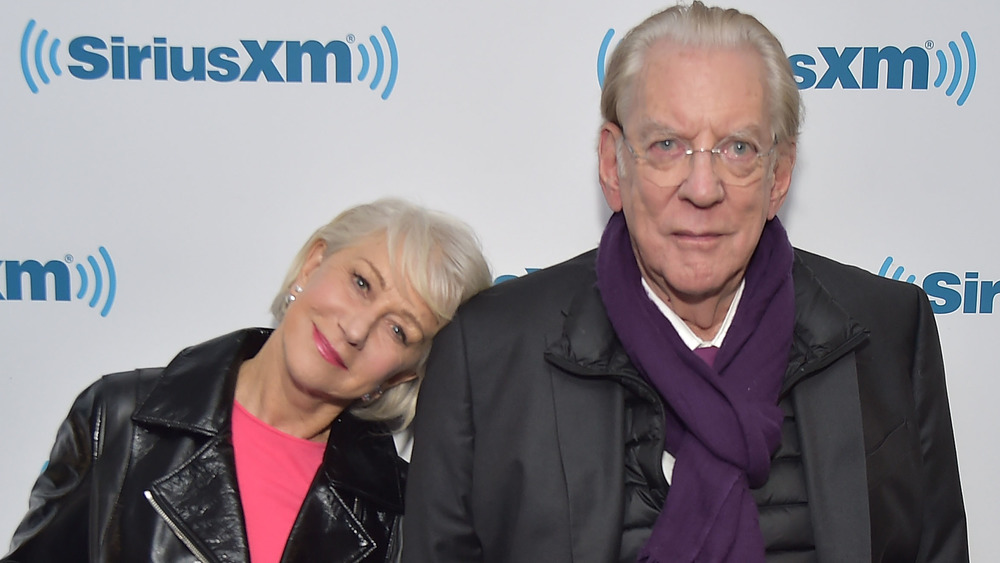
left=622, top=132, right=775, bottom=187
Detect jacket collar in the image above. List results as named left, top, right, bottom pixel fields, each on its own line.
left=133, top=327, right=405, bottom=510
left=782, top=250, right=869, bottom=396
left=547, top=249, right=869, bottom=394
left=132, top=328, right=270, bottom=435
left=546, top=281, right=638, bottom=380
left=322, top=413, right=406, bottom=512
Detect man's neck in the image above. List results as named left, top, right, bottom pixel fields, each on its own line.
left=642, top=278, right=744, bottom=342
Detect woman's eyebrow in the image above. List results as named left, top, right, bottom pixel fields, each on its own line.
left=361, top=258, right=387, bottom=290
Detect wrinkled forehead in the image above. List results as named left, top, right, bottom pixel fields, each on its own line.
left=624, top=40, right=771, bottom=138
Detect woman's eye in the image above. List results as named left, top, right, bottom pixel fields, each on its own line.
left=354, top=274, right=370, bottom=291
left=391, top=324, right=408, bottom=344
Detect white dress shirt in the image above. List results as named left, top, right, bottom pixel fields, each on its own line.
left=640, top=277, right=746, bottom=484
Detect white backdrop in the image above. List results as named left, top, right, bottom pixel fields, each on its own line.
left=2, top=0, right=996, bottom=558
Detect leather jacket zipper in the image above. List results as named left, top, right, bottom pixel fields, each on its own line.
left=144, top=489, right=210, bottom=563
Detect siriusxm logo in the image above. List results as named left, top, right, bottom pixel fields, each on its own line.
left=596, top=29, right=977, bottom=106
left=0, top=246, right=117, bottom=317
left=790, top=33, right=977, bottom=106
left=19, top=20, right=399, bottom=99
left=878, top=256, right=997, bottom=314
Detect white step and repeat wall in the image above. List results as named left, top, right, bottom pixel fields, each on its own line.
left=2, top=0, right=996, bottom=557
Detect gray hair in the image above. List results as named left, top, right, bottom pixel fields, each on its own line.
left=601, top=1, right=802, bottom=145
left=270, top=198, right=492, bottom=431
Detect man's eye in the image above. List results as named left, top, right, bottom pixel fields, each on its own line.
left=723, top=139, right=758, bottom=159
left=650, top=138, right=686, bottom=157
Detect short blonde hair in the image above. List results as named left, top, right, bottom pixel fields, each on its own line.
left=601, top=1, right=802, bottom=145
left=271, top=198, right=492, bottom=431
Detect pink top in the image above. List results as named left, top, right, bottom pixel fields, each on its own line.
left=232, top=400, right=326, bottom=563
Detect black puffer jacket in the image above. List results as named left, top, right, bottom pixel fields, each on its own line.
left=4, top=329, right=406, bottom=563
left=543, top=274, right=823, bottom=561
left=403, top=248, right=968, bottom=562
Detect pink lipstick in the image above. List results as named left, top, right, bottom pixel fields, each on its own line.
left=313, top=325, right=346, bottom=369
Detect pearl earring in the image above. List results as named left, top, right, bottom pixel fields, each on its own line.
left=285, top=284, right=304, bottom=305
left=360, top=385, right=384, bottom=404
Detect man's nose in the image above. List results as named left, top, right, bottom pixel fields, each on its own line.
left=677, top=150, right=725, bottom=208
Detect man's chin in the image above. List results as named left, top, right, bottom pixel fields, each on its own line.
left=655, top=271, right=742, bottom=305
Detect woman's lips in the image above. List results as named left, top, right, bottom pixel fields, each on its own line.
left=313, top=325, right=346, bottom=369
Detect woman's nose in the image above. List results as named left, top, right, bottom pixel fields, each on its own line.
left=341, top=309, right=376, bottom=349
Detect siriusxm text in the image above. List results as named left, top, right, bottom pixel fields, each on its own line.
left=791, top=46, right=929, bottom=89
left=67, top=36, right=352, bottom=82
left=0, top=260, right=70, bottom=301
left=924, top=272, right=999, bottom=314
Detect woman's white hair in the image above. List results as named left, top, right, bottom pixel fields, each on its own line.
left=601, top=1, right=802, bottom=145
left=270, top=198, right=492, bottom=431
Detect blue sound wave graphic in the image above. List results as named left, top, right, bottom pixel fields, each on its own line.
left=74, top=246, right=117, bottom=317
left=356, top=26, right=398, bottom=100
left=493, top=268, right=541, bottom=285
left=878, top=256, right=917, bottom=284
left=20, top=19, right=62, bottom=94
left=933, top=31, right=976, bottom=106
left=597, top=29, right=616, bottom=88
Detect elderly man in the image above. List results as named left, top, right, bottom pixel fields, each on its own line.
left=402, top=2, right=968, bottom=562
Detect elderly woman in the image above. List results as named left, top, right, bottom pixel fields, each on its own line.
left=3, top=198, right=492, bottom=563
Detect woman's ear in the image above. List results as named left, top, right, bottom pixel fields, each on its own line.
left=297, top=240, right=327, bottom=287
left=383, top=370, right=419, bottom=390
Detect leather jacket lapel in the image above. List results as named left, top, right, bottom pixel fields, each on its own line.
left=133, top=329, right=270, bottom=435
left=133, top=329, right=267, bottom=562
left=321, top=415, right=406, bottom=511
left=282, top=415, right=405, bottom=563
left=282, top=480, right=379, bottom=563
left=145, top=436, right=249, bottom=563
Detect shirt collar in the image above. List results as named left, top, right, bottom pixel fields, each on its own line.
left=641, top=277, right=745, bottom=350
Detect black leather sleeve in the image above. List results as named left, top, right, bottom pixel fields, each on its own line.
left=3, top=381, right=100, bottom=563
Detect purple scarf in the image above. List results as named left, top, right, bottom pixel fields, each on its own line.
left=595, top=212, right=794, bottom=562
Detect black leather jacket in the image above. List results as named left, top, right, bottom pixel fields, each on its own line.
left=4, top=328, right=406, bottom=563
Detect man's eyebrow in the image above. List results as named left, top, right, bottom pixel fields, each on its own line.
left=631, top=118, right=677, bottom=136
left=724, top=126, right=767, bottom=139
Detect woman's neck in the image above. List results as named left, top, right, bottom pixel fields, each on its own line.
left=234, top=333, right=343, bottom=443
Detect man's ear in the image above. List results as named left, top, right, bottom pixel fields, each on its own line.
left=599, top=123, right=626, bottom=212
left=767, top=142, right=796, bottom=219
